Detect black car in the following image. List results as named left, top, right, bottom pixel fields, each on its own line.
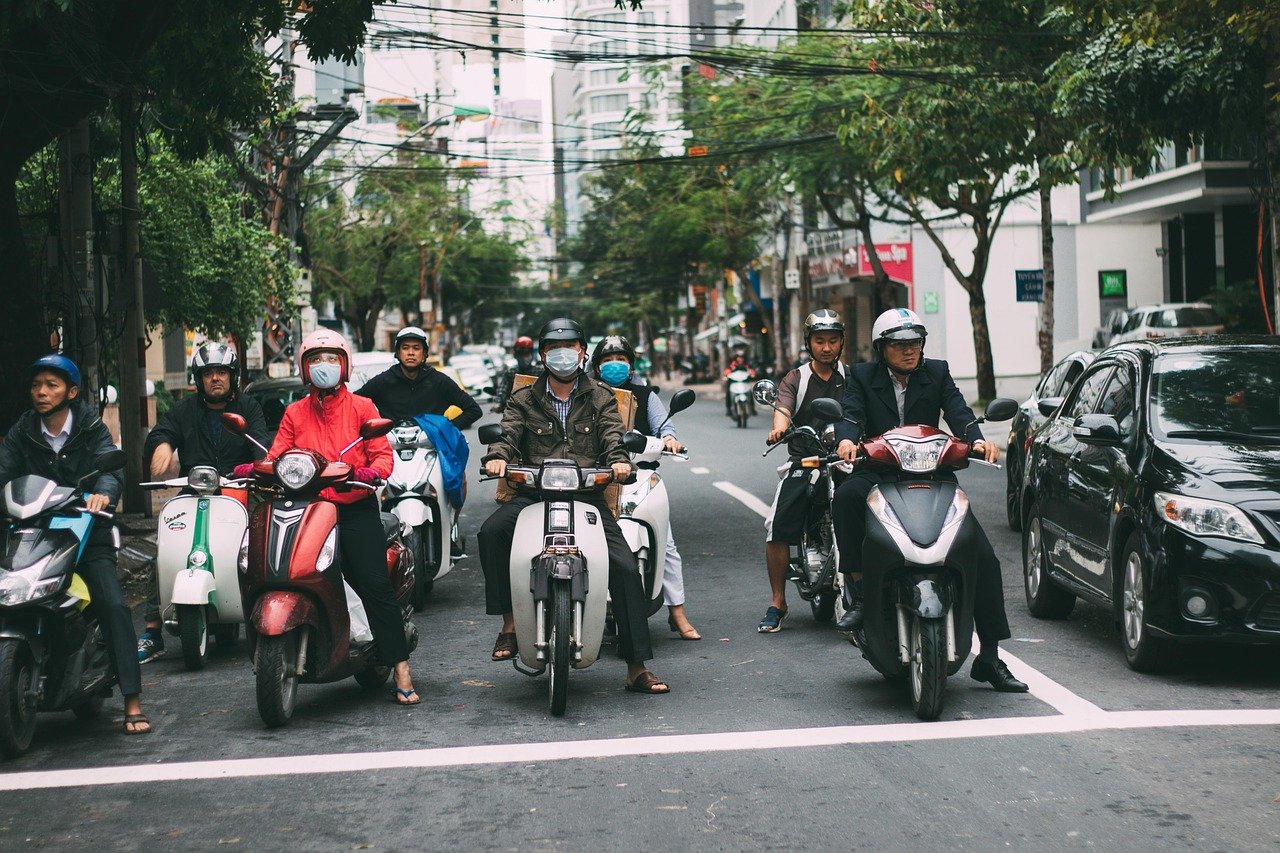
left=1020, top=336, right=1280, bottom=671
left=242, top=376, right=308, bottom=441
left=1005, top=350, right=1094, bottom=531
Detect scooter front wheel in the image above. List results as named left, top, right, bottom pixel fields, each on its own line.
left=0, top=640, right=37, bottom=757
left=256, top=631, right=300, bottom=728
left=548, top=585, right=572, bottom=716
left=177, top=604, right=209, bottom=670
left=908, top=614, right=947, bottom=721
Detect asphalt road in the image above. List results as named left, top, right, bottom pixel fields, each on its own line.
left=2, top=393, right=1278, bottom=850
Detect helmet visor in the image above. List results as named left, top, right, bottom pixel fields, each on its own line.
left=881, top=327, right=925, bottom=342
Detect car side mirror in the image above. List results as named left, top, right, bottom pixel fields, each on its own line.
left=667, top=388, right=696, bottom=415
left=478, top=423, right=505, bottom=446
left=983, top=398, right=1019, bottom=422
left=360, top=418, right=394, bottom=440
left=1072, top=414, right=1123, bottom=446
left=620, top=430, right=648, bottom=453
left=809, top=398, right=843, bottom=423
left=1037, top=397, right=1064, bottom=418
left=753, top=379, right=777, bottom=406
left=221, top=412, right=248, bottom=434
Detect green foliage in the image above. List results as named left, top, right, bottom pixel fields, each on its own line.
left=1206, top=279, right=1274, bottom=334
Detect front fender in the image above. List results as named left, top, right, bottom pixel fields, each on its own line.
left=250, top=591, right=320, bottom=636
left=169, top=570, right=217, bottom=606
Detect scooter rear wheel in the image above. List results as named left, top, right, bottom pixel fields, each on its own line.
left=909, top=615, right=948, bottom=721
left=177, top=604, right=209, bottom=670
left=0, top=640, right=36, bottom=757
left=548, top=585, right=572, bottom=716
left=256, top=632, right=300, bottom=728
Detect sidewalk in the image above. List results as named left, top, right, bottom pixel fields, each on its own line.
left=114, top=510, right=159, bottom=607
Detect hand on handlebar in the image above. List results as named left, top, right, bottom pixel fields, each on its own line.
left=836, top=439, right=859, bottom=462
left=352, top=466, right=381, bottom=485
left=661, top=436, right=683, bottom=454
left=611, top=462, right=633, bottom=481
left=767, top=427, right=787, bottom=445
left=233, top=463, right=255, bottom=479
left=85, top=494, right=112, bottom=514
left=973, top=439, right=1000, bottom=464
left=485, top=458, right=507, bottom=477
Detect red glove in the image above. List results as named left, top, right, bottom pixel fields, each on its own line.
left=233, top=463, right=254, bottom=479
left=353, top=466, right=380, bottom=484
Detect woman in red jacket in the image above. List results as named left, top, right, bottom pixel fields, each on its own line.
left=241, top=330, right=419, bottom=704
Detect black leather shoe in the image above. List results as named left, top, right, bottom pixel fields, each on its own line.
left=835, top=599, right=863, bottom=632
left=969, top=657, right=1029, bottom=693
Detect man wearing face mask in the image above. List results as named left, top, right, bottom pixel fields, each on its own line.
left=477, top=318, right=670, bottom=695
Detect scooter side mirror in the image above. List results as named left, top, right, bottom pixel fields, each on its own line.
left=360, top=418, right=395, bottom=440
left=478, top=423, right=506, bottom=446
left=983, top=398, right=1019, bottom=422
left=667, top=388, right=696, bottom=416
left=221, top=412, right=248, bottom=434
left=94, top=449, right=127, bottom=473
left=620, top=430, right=648, bottom=454
left=753, top=379, right=777, bottom=406
left=809, top=397, right=843, bottom=424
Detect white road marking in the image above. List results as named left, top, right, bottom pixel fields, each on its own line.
left=690, top=466, right=710, bottom=475
left=988, top=638, right=1105, bottom=717
left=3, top=708, right=1277, bottom=792
left=713, top=481, right=770, bottom=518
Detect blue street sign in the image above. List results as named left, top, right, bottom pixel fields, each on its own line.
left=1016, top=269, right=1044, bottom=303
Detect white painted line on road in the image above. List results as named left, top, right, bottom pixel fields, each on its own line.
left=988, top=637, right=1105, bottom=718
left=690, top=466, right=710, bottom=475
left=3, top=708, right=1278, bottom=792
left=713, top=481, right=770, bottom=518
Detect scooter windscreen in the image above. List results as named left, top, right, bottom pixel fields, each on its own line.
left=1, top=475, right=78, bottom=522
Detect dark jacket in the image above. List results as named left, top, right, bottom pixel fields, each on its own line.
left=356, top=365, right=482, bottom=429
left=144, top=394, right=268, bottom=476
left=836, top=358, right=983, bottom=445
left=0, top=400, right=123, bottom=542
left=496, top=362, right=543, bottom=412
left=482, top=375, right=628, bottom=468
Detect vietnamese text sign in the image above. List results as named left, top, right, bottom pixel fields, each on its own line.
left=1098, top=269, right=1127, bottom=299
left=857, top=242, right=914, bottom=286
left=1016, top=269, right=1044, bottom=302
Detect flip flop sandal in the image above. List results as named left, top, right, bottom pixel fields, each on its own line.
left=123, top=713, right=152, bottom=735
left=390, top=687, right=421, bottom=706
left=491, top=632, right=518, bottom=661
left=624, top=671, right=670, bottom=694
left=757, top=606, right=788, bottom=633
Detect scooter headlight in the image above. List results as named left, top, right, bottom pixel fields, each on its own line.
left=0, top=568, right=62, bottom=606
left=316, top=528, right=338, bottom=572
left=276, top=452, right=318, bottom=491
left=186, top=466, right=219, bottom=494
left=237, top=530, right=250, bottom=574
left=539, top=466, right=581, bottom=492
left=885, top=435, right=948, bottom=473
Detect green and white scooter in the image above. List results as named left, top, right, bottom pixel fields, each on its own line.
left=142, top=465, right=247, bottom=669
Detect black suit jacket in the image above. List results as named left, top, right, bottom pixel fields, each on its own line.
left=835, top=358, right=983, bottom=445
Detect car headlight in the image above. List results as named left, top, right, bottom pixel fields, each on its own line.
left=0, top=571, right=62, bottom=606
left=1153, top=492, right=1264, bottom=544
left=276, top=452, right=318, bottom=491
left=316, top=528, right=337, bottom=572
left=186, top=466, right=219, bottom=493
left=539, top=466, right=581, bottom=491
left=886, top=436, right=948, bottom=473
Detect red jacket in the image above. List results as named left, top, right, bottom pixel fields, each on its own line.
left=269, top=386, right=393, bottom=505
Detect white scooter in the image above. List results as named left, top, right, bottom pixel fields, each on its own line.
left=727, top=368, right=755, bottom=428
left=141, top=466, right=248, bottom=670
left=383, top=406, right=465, bottom=611
left=618, top=389, right=696, bottom=616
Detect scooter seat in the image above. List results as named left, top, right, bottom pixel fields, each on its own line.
left=380, top=512, right=401, bottom=542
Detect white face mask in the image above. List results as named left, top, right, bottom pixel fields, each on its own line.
left=543, top=347, right=582, bottom=380
left=309, top=362, right=342, bottom=389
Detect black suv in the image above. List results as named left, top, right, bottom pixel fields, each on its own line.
left=1019, top=337, right=1280, bottom=671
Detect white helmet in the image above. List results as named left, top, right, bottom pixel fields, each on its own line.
left=191, top=341, right=238, bottom=402
left=872, top=308, right=927, bottom=349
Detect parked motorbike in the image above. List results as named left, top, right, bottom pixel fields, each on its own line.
left=140, top=467, right=248, bottom=669
left=842, top=399, right=1019, bottom=720
left=618, top=390, right=696, bottom=615
left=726, top=368, right=755, bottom=428
left=477, top=424, right=645, bottom=716
left=220, top=413, right=417, bottom=728
left=0, top=450, right=126, bottom=757
left=754, top=380, right=850, bottom=623
left=383, top=405, right=466, bottom=611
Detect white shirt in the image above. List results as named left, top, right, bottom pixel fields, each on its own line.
left=42, top=410, right=73, bottom=453
left=891, top=373, right=908, bottom=425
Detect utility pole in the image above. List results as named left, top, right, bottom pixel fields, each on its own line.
left=58, top=118, right=99, bottom=403
left=118, top=92, right=148, bottom=514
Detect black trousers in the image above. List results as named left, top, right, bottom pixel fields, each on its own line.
left=832, top=471, right=1011, bottom=644
left=478, top=495, right=654, bottom=664
left=338, top=500, right=409, bottom=665
left=80, top=544, right=142, bottom=697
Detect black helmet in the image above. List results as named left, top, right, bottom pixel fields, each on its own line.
left=538, top=317, right=586, bottom=349
left=804, top=309, right=845, bottom=342
left=191, top=342, right=238, bottom=402
left=591, top=335, right=635, bottom=368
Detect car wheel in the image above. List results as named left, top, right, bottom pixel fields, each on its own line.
left=1119, top=532, right=1173, bottom=673
left=1022, top=505, right=1076, bottom=619
left=1005, top=444, right=1023, bottom=531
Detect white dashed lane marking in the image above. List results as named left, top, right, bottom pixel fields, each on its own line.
left=712, top=481, right=771, bottom=518
left=690, top=466, right=710, bottom=474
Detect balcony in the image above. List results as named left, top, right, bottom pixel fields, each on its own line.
left=1082, top=139, right=1258, bottom=223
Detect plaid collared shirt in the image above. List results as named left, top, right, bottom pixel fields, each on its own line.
left=546, top=377, right=576, bottom=433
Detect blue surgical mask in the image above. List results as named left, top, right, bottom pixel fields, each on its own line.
left=309, top=362, right=342, bottom=390
left=544, top=347, right=582, bottom=380
left=598, top=361, right=631, bottom=386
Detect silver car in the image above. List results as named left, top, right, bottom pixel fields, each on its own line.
left=1110, top=303, right=1224, bottom=344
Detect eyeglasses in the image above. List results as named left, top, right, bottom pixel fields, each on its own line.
left=306, top=352, right=343, bottom=365
left=886, top=340, right=923, bottom=353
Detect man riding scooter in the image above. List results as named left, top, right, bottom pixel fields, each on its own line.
left=831, top=308, right=1027, bottom=693
left=477, top=317, right=670, bottom=695
left=757, top=310, right=848, bottom=633
left=493, top=335, right=542, bottom=413
left=138, top=342, right=267, bottom=663
left=356, top=326, right=481, bottom=429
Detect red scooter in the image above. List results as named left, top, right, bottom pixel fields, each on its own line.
left=221, top=413, right=417, bottom=728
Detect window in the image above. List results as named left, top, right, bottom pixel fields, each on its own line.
left=1149, top=306, right=1220, bottom=328
left=1097, top=367, right=1136, bottom=436
left=591, top=121, right=624, bottom=139
left=1065, top=367, right=1115, bottom=420
left=588, top=67, right=624, bottom=86
left=1038, top=361, right=1070, bottom=398
left=1121, top=311, right=1147, bottom=334
left=589, top=93, right=629, bottom=113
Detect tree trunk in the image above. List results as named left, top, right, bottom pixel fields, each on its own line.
left=1037, top=176, right=1056, bottom=375
left=119, top=94, right=150, bottom=514
left=1266, top=29, right=1280, bottom=331
left=967, top=287, right=996, bottom=403
left=0, top=158, right=48, bottom=433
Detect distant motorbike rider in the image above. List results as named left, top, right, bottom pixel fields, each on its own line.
left=757, top=310, right=848, bottom=633
left=138, top=341, right=268, bottom=663
left=355, top=326, right=481, bottom=429
left=831, top=308, right=1027, bottom=693
left=236, top=329, right=421, bottom=704
left=478, top=317, right=670, bottom=695
left=723, top=346, right=756, bottom=417
left=493, top=335, right=542, bottom=412
left=0, top=355, right=150, bottom=734
left=593, top=335, right=700, bottom=641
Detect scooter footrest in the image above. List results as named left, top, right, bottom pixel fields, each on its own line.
left=512, top=659, right=545, bottom=678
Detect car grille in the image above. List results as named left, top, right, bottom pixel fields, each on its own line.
left=1254, top=595, right=1280, bottom=631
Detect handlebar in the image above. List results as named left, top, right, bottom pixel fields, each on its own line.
left=76, top=505, right=114, bottom=519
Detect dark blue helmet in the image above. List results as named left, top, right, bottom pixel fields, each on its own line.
left=30, top=354, right=81, bottom=388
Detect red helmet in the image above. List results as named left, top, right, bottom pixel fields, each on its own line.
left=514, top=335, right=535, bottom=352
left=297, top=328, right=352, bottom=385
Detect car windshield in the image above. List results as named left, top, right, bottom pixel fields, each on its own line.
left=1149, top=307, right=1219, bottom=328
left=246, top=384, right=308, bottom=429
left=1152, top=350, right=1280, bottom=439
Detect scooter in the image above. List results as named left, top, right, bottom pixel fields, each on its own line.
left=477, top=423, right=645, bottom=716
left=220, top=413, right=417, bottom=728
left=753, top=381, right=851, bottom=623
left=726, top=368, right=755, bottom=428
left=0, top=450, right=125, bottom=757
left=141, top=467, right=248, bottom=669
left=618, top=390, right=696, bottom=615
left=383, top=404, right=466, bottom=611
left=842, top=399, right=1019, bottom=720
